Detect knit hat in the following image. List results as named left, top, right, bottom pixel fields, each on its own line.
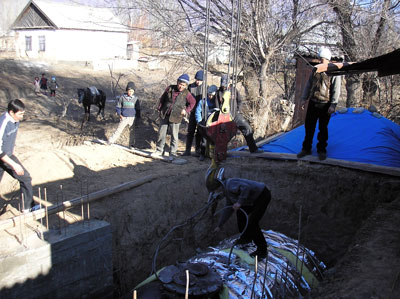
left=126, top=81, right=136, bottom=91
left=318, top=48, right=332, bottom=61
left=195, top=70, right=204, bottom=81
left=207, top=85, right=218, bottom=94
left=220, top=75, right=229, bottom=87
left=177, top=74, right=190, bottom=84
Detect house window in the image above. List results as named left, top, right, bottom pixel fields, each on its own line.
left=39, top=35, right=45, bottom=51
left=25, top=36, right=32, bottom=51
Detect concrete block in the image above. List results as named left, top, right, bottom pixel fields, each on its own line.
left=0, top=220, right=113, bottom=299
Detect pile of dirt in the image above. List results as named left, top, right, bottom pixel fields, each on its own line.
left=0, top=58, right=399, bottom=298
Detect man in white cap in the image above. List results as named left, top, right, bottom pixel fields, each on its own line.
left=154, top=74, right=196, bottom=160
left=297, top=47, right=342, bottom=161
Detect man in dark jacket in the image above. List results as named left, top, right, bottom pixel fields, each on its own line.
left=208, top=167, right=271, bottom=258
left=108, top=81, right=140, bottom=147
left=154, top=74, right=196, bottom=160
left=182, top=70, right=204, bottom=156
left=216, top=75, right=261, bottom=153
left=0, top=99, right=36, bottom=212
left=297, top=47, right=342, bottom=161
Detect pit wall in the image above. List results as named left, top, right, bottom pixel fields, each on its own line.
left=84, top=160, right=400, bottom=296
left=0, top=220, right=113, bottom=299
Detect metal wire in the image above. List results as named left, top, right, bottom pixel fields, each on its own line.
left=151, top=194, right=220, bottom=278
left=202, top=0, right=211, bottom=122
left=213, top=205, right=249, bottom=266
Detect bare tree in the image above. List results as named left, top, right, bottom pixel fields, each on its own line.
left=105, top=0, right=400, bottom=130
left=328, top=0, right=400, bottom=107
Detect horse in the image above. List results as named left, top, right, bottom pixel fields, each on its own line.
left=77, top=87, right=106, bottom=127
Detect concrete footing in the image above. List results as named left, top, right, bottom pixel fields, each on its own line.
left=0, top=219, right=113, bottom=299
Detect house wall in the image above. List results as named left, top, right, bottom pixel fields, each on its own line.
left=14, top=29, right=128, bottom=61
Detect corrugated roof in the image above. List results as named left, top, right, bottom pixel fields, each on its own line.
left=14, top=0, right=129, bottom=32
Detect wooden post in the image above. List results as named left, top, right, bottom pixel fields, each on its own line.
left=185, top=270, right=189, bottom=299
left=45, top=188, right=49, bottom=230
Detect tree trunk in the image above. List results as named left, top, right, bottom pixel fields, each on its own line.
left=259, top=60, right=269, bottom=100
left=345, top=74, right=360, bottom=107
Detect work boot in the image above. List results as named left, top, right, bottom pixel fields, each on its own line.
left=245, top=133, right=258, bottom=153
left=297, top=149, right=311, bottom=158
left=250, top=248, right=268, bottom=259
left=318, top=152, right=327, bottom=161
left=193, top=148, right=201, bottom=157
left=251, top=148, right=263, bottom=154
left=181, top=150, right=191, bottom=156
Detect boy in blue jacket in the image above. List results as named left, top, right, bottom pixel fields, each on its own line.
left=108, top=82, right=140, bottom=147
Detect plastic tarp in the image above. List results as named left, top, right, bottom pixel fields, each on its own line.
left=239, top=108, right=400, bottom=168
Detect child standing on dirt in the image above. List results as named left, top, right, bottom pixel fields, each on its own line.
left=40, top=73, right=48, bottom=95
left=49, top=76, right=58, bottom=97
left=107, top=82, right=140, bottom=147
left=34, top=77, right=40, bottom=95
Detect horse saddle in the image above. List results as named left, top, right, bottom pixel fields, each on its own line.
left=89, top=86, right=100, bottom=96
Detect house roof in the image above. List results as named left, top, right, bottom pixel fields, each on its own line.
left=12, top=0, right=129, bottom=33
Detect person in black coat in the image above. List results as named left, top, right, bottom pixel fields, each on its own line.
left=207, top=167, right=271, bottom=258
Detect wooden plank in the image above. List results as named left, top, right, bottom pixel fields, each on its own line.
left=227, top=151, right=400, bottom=177
left=255, top=132, right=285, bottom=147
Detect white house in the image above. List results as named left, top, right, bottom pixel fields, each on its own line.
left=11, top=0, right=129, bottom=62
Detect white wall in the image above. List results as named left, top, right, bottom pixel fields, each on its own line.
left=15, top=29, right=128, bottom=61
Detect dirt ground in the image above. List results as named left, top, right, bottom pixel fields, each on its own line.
left=0, top=58, right=399, bottom=298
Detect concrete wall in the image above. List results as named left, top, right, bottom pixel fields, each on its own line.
left=0, top=220, right=113, bottom=299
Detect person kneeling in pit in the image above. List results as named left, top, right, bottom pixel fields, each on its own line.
left=207, top=167, right=271, bottom=259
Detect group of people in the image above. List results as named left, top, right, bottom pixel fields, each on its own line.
left=34, top=73, right=58, bottom=97
left=107, top=71, right=262, bottom=161
left=1, top=46, right=340, bottom=259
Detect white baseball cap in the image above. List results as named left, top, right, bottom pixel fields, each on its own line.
left=318, top=48, right=332, bottom=61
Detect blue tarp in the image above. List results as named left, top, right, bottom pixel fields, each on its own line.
left=239, top=108, right=400, bottom=168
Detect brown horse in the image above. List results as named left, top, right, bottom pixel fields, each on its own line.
left=77, top=87, right=106, bottom=128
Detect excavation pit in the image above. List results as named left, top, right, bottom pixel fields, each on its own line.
left=1, top=158, right=399, bottom=298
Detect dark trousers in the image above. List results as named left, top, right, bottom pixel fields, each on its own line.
left=185, top=112, right=201, bottom=153
left=196, top=120, right=208, bottom=156
left=236, top=188, right=271, bottom=250
left=302, top=101, right=331, bottom=153
left=0, top=155, right=33, bottom=209
left=234, top=114, right=258, bottom=152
